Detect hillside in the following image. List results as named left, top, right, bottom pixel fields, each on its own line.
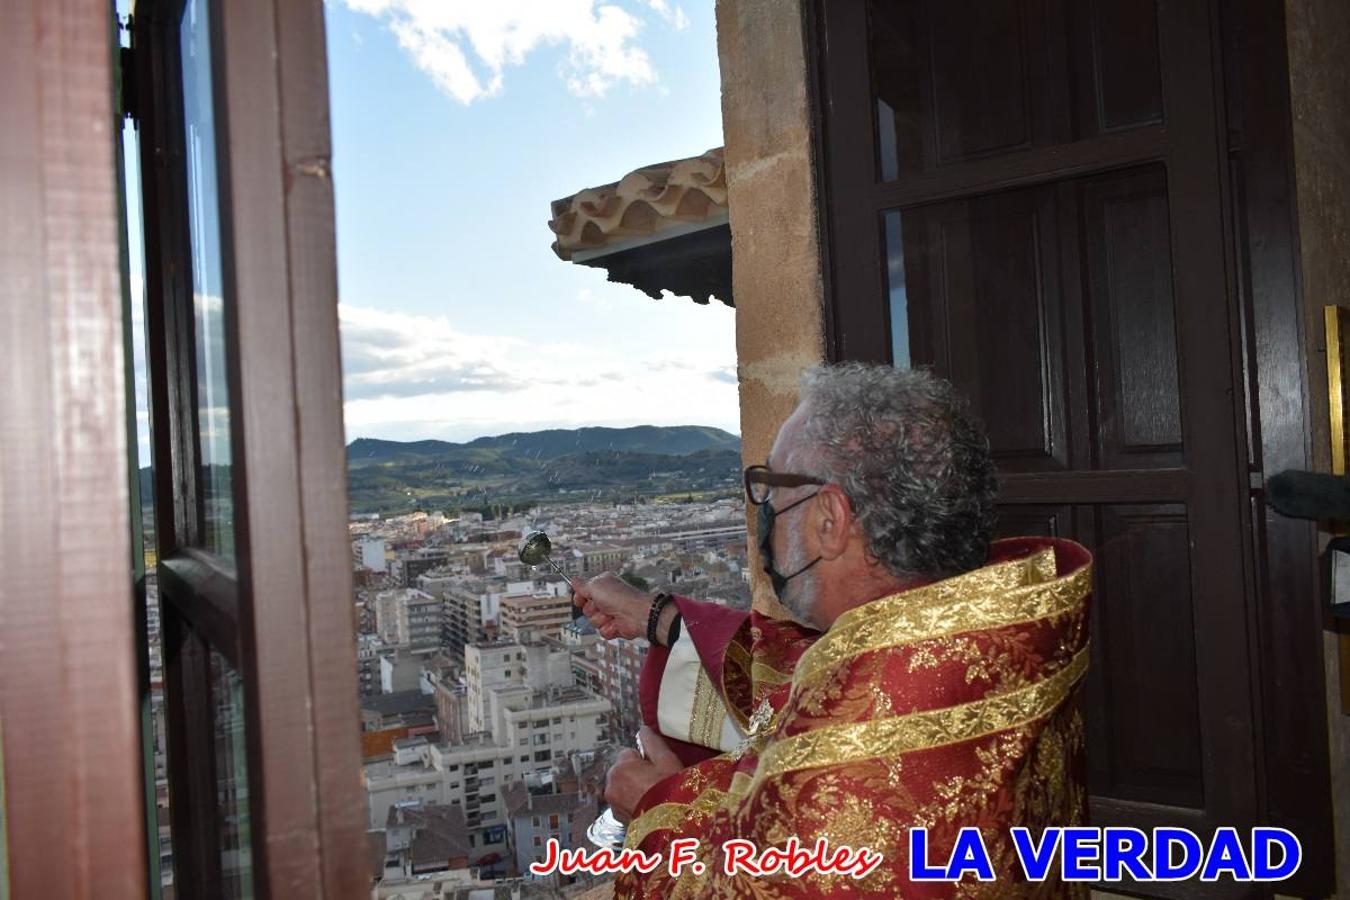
left=347, top=425, right=740, bottom=467
left=139, top=426, right=743, bottom=516
left=345, top=426, right=741, bottom=514
left=346, top=446, right=742, bottom=514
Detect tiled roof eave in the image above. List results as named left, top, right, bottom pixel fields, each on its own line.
left=548, top=148, right=727, bottom=262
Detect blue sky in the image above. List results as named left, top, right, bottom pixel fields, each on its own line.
left=123, top=0, right=737, bottom=462
left=323, top=0, right=739, bottom=443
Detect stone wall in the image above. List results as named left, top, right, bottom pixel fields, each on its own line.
left=715, top=0, right=827, bottom=619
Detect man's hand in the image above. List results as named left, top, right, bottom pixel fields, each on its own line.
left=604, top=725, right=683, bottom=823
left=573, top=572, right=652, bottom=641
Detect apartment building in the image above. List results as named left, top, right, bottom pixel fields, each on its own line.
left=577, top=543, right=629, bottom=575
left=378, top=801, right=471, bottom=879
left=364, top=630, right=609, bottom=874
left=596, top=636, right=647, bottom=748
left=498, top=587, right=573, bottom=643
left=358, top=536, right=388, bottom=574
left=356, top=632, right=382, bottom=698
left=373, top=588, right=443, bottom=651
left=442, top=585, right=497, bottom=664
left=391, top=547, right=451, bottom=586
left=504, top=781, right=596, bottom=878
left=415, top=567, right=460, bottom=598
left=363, top=690, right=608, bottom=872
left=428, top=672, right=469, bottom=745
left=405, top=589, right=443, bottom=652
left=378, top=645, right=435, bottom=694
left=374, top=589, right=402, bottom=644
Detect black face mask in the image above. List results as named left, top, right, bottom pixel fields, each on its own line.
left=757, top=491, right=822, bottom=598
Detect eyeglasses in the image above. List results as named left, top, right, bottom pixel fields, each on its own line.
left=743, top=464, right=827, bottom=506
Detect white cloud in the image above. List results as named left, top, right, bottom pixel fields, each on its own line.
left=642, top=0, right=689, bottom=30
left=707, top=364, right=737, bottom=384
left=341, top=305, right=529, bottom=398
left=333, top=0, right=672, bottom=103
left=338, top=303, right=740, bottom=441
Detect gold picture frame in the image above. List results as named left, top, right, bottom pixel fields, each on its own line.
left=1325, top=305, right=1350, bottom=715
left=1328, top=305, right=1350, bottom=476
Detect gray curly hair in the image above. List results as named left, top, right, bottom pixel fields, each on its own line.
left=788, top=363, right=998, bottom=579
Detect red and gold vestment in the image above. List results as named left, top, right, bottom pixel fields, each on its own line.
left=617, top=537, right=1093, bottom=898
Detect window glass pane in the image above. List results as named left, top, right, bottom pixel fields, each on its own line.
left=883, top=211, right=911, bottom=370
left=119, top=21, right=173, bottom=892
left=210, top=649, right=253, bottom=899
left=181, top=0, right=234, bottom=558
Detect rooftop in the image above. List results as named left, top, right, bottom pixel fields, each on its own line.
left=386, top=803, right=472, bottom=864
left=361, top=690, right=436, bottom=718
left=503, top=780, right=594, bottom=821
left=500, top=685, right=604, bottom=712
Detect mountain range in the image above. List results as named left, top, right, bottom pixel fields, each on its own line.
left=346, top=425, right=742, bottom=514
left=140, top=426, right=743, bottom=516
left=347, top=425, right=740, bottom=467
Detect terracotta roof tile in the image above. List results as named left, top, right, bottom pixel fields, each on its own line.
left=549, top=148, right=727, bottom=260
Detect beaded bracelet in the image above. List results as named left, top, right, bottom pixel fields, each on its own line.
left=647, top=592, right=674, bottom=645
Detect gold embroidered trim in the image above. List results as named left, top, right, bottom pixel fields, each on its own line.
left=751, top=660, right=793, bottom=686
left=752, top=646, right=1090, bottom=789
left=830, top=549, right=1052, bottom=634
left=792, top=551, right=1090, bottom=695
left=624, top=786, right=729, bottom=850
left=725, top=636, right=752, bottom=672
left=689, top=665, right=727, bottom=749
left=1028, top=546, right=1059, bottom=581
left=722, top=635, right=753, bottom=729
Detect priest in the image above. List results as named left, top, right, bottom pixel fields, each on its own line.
left=576, top=362, right=1093, bottom=898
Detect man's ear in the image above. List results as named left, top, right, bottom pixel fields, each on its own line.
left=814, top=485, right=853, bottom=560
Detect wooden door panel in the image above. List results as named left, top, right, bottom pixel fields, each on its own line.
left=871, top=0, right=1053, bottom=175
left=992, top=503, right=1073, bottom=540
left=869, top=0, right=1165, bottom=181
left=968, top=189, right=1068, bottom=469
left=902, top=188, right=1071, bottom=472
left=1081, top=165, right=1184, bottom=469
left=927, top=0, right=1035, bottom=163
left=1070, top=0, right=1165, bottom=133
left=1085, top=502, right=1204, bottom=809
left=903, top=166, right=1188, bottom=474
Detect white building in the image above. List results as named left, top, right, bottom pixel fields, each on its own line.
left=363, top=685, right=609, bottom=868
left=464, top=640, right=582, bottom=736
left=374, top=588, right=442, bottom=650
left=359, top=536, right=387, bottom=573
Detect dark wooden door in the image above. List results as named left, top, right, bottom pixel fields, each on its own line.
left=814, top=1, right=1281, bottom=896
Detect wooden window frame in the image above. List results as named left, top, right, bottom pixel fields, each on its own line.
left=0, top=3, right=150, bottom=898
left=130, top=0, right=366, bottom=896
